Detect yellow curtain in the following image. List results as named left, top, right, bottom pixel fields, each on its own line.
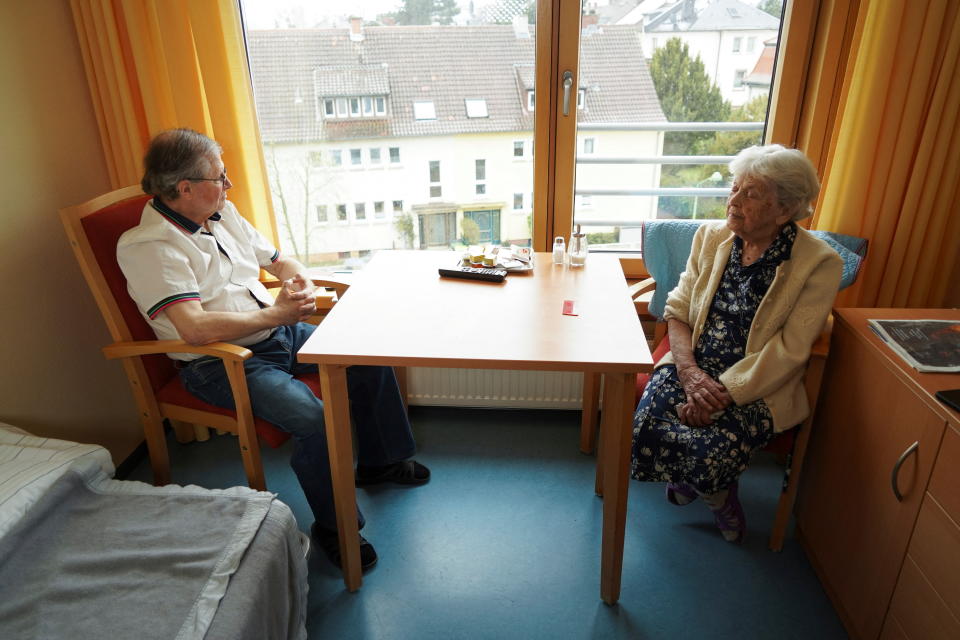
left=814, top=0, right=960, bottom=308
left=70, top=0, right=278, bottom=245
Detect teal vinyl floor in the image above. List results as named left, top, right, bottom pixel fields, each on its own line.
left=125, top=406, right=847, bottom=640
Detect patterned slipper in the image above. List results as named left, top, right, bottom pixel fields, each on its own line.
left=356, top=460, right=431, bottom=486
left=708, top=482, right=746, bottom=544
left=665, top=482, right=697, bottom=506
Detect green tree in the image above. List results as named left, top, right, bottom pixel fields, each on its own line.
left=759, top=0, right=783, bottom=18
left=390, top=0, right=460, bottom=25
left=649, top=37, right=730, bottom=155
left=649, top=38, right=731, bottom=216
left=461, top=217, right=481, bottom=245
left=394, top=212, right=415, bottom=249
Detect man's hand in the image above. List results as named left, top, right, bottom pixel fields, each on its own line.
left=273, top=275, right=316, bottom=324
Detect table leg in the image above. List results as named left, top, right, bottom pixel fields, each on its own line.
left=599, top=372, right=635, bottom=605
left=319, top=363, right=362, bottom=592
left=579, top=372, right=601, bottom=454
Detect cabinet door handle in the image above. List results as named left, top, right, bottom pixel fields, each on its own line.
left=891, top=441, right=919, bottom=501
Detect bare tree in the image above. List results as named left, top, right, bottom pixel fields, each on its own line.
left=264, top=146, right=336, bottom=265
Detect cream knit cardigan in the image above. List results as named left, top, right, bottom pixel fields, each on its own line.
left=659, top=223, right=843, bottom=432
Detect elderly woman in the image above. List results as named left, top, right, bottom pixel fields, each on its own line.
left=631, top=144, right=842, bottom=543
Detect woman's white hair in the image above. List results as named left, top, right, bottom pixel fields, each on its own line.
left=728, top=144, right=820, bottom=221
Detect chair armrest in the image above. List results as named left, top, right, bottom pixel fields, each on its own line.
left=261, top=274, right=351, bottom=298
left=627, top=276, right=656, bottom=298
left=102, top=340, right=253, bottom=362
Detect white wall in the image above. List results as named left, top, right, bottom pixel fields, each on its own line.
left=269, top=128, right=661, bottom=260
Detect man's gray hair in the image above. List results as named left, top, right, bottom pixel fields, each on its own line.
left=141, top=128, right=222, bottom=201
left=729, top=144, right=820, bottom=221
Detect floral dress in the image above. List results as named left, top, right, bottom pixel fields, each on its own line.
left=630, top=223, right=798, bottom=495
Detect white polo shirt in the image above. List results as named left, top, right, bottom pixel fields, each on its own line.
left=117, top=198, right=280, bottom=361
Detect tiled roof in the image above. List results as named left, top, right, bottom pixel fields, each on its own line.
left=314, top=64, right=390, bottom=96
left=247, top=24, right=665, bottom=144
left=646, top=0, right=778, bottom=32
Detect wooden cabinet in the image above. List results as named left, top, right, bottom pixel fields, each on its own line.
left=797, top=308, right=960, bottom=640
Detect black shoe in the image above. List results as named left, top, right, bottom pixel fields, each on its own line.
left=311, top=522, right=378, bottom=571
left=356, top=460, right=431, bottom=486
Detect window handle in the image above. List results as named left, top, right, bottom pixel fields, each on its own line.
left=562, top=71, right=574, bottom=116
left=891, top=441, right=919, bottom=501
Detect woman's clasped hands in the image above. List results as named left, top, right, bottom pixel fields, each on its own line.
left=676, top=364, right=734, bottom=427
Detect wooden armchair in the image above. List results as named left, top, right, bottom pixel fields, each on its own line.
left=60, top=185, right=353, bottom=491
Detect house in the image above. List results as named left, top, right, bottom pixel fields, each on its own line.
left=620, top=0, right=779, bottom=105
left=248, top=19, right=665, bottom=263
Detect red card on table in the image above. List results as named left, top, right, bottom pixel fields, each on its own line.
left=562, top=299, right=578, bottom=316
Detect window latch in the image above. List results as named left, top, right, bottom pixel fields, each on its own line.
left=562, top=71, right=574, bottom=116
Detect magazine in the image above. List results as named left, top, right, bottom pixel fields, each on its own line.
left=867, top=319, right=960, bottom=373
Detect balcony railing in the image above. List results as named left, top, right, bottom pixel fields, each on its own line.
left=573, top=121, right=764, bottom=241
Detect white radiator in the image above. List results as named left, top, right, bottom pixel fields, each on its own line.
left=406, top=368, right=584, bottom=409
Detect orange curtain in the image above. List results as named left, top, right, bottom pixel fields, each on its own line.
left=70, top=0, right=278, bottom=245
left=814, top=0, right=960, bottom=308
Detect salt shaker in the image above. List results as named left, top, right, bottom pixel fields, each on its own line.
left=568, top=224, right=588, bottom=267
left=552, top=236, right=566, bottom=264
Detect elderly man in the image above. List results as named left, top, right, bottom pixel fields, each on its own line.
left=118, top=128, right=428, bottom=571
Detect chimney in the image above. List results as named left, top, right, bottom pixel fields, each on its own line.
left=349, top=16, right=364, bottom=42
left=581, top=11, right=599, bottom=28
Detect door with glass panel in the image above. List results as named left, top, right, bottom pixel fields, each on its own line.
left=241, top=0, right=540, bottom=271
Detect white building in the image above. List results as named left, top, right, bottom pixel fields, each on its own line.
left=248, top=20, right=665, bottom=266
left=619, top=0, right=779, bottom=106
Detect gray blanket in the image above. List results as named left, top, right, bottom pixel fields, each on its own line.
left=0, top=459, right=306, bottom=639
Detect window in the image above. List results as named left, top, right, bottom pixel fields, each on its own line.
left=309, top=151, right=324, bottom=166
left=323, top=99, right=335, bottom=118
left=475, top=159, right=485, bottom=181
left=429, top=160, right=441, bottom=198
left=465, top=98, right=488, bottom=118
left=734, top=69, right=746, bottom=89
left=513, top=193, right=523, bottom=209
left=413, top=101, right=436, bottom=120
left=316, top=205, right=328, bottom=222
left=389, top=147, right=400, bottom=163
left=362, top=96, right=373, bottom=116
left=476, top=184, right=486, bottom=195
left=733, top=37, right=742, bottom=53
left=336, top=204, right=347, bottom=221
left=369, top=147, right=381, bottom=164
left=577, top=89, right=585, bottom=109
left=330, top=149, right=342, bottom=166
left=374, top=201, right=385, bottom=218
left=350, top=148, right=362, bottom=165
left=583, top=138, right=594, bottom=154
left=375, top=96, right=386, bottom=115
left=513, top=141, right=524, bottom=157
left=392, top=200, right=403, bottom=212
left=527, top=90, right=535, bottom=111
left=335, top=98, right=348, bottom=117
left=747, top=37, right=756, bottom=53
left=349, top=97, right=361, bottom=117
left=355, top=202, right=366, bottom=220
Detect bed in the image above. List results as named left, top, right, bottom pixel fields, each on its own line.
left=0, top=423, right=309, bottom=640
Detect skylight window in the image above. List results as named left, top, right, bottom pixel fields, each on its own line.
left=413, top=101, right=436, bottom=120
left=465, top=98, right=488, bottom=118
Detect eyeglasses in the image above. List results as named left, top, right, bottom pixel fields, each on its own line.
left=188, top=171, right=228, bottom=186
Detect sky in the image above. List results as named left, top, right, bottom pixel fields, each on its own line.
left=240, top=0, right=484, bottom=29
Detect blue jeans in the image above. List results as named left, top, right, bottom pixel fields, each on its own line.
left=179, top=322, right=416, bottom=531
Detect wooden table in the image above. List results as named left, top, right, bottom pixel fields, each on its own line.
left=297, top=250, right=652, bottom=604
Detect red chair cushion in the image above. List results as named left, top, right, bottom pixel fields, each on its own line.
left=81, top=193, right=308, bottom=449
left=156, top=372, right=325, bottom=449
left=635, top=335, right=673, bottom=403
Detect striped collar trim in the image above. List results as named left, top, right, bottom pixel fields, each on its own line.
left=151, top=198, right=222, bottom=234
